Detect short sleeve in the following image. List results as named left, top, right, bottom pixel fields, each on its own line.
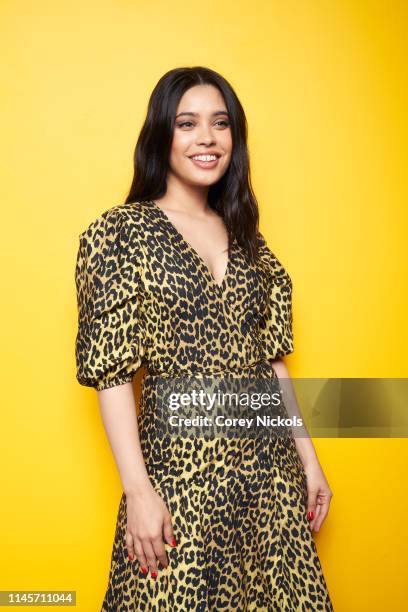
left=257, top=232, right=294, bottom=360
left=74, top=208, right=146, bottom=391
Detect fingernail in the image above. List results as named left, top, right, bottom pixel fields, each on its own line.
left=140, top=567, right=148, bottom=574
left=307, top=511, right=314, bottom=521
left=170, top=537, right=177, bottom=547
left=151, top=571, right=157, bottom=579
left=128, top=553, right=134, bottom=560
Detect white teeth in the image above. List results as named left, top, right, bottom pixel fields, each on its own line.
left=191, top=155, right=218, bottom=161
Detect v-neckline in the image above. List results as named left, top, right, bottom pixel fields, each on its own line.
left=147, top=199, right=233, bottom=293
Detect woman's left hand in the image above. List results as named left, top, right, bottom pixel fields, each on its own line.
left=303, top=460, right=334, bottom=532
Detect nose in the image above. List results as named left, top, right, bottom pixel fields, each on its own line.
left=196, top=123, right=216, bottom=146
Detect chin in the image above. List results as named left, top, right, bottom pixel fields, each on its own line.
left=189, top=174, right=222, bottom=187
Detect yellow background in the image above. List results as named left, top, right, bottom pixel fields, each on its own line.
left=1, top=0, right=407, bottom=609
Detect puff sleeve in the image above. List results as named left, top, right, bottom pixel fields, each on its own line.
left=74, top=208, right=146, bottom=391
left=257, top=232, right=294, bottom=360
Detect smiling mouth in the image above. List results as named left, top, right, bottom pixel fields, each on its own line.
left=188, top=155, right=221, bottom=169
left=189, top=154, right=221, bottom=161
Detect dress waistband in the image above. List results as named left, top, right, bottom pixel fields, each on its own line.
left=144, top=359, right=273, bottom=379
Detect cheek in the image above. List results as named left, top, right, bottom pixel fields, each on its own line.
left=169, top=148, right=192, bottom=174
left=220, top=131, right=233, bottom=156
left=169, top=142, right=188, bottom=172
left=171, top=132, right=193, bottom=157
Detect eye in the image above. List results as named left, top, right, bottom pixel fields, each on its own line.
left=176, top=121, right=194, bottom=128
left=215, top=120, right=230, bottom=127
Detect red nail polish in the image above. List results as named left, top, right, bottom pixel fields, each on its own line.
left=170, top=537, right=177, bottom=547
left=140, top=566, right=148, bottom=574
left=128, top=553, right=134, bottom=560
left=151, top=571, right=157, bottom=578
left=307, top=511, right=314, bottom=521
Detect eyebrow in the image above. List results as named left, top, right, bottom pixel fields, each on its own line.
left=175, top=111, right=230, bottom=119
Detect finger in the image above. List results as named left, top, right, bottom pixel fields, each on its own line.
left=309, top=493, right=325, bottom=530
left=125, top=530, right=135, bottom=561
left=313, top=497, right=331, bottom=532
left=309, top=502, right=322, bottom=531
left=142, top=540, right=159, bottom=578
left=133, top=538, right=149, bottom=575
left=163, top=511, right=177, bottom=549
left=306, top=488, right=318, bottom=524
left=152, top=535, right=169, bottom=569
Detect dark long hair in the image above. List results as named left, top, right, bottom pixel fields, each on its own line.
left=124, top=66, right=261, bottom=262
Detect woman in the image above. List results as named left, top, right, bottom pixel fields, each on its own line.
left=75, top=66, right=334, bottom=611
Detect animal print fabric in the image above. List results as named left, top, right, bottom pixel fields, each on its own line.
left=75, top=200, right=334, bottom=610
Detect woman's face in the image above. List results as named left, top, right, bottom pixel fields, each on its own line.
left=168, top=84, right=232, bottom=188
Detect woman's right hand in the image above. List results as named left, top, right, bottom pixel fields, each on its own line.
left=125, top=483, right=177, bottom=577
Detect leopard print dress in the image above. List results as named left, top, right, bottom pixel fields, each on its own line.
left=75, top=199, right=334, bottom=611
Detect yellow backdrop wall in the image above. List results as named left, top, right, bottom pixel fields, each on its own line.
left=1, top=1, right=407, bottom=610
